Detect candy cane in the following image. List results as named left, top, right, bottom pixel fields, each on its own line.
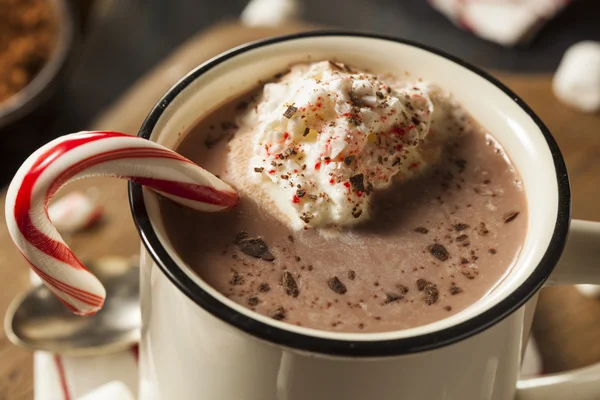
left=5, top=131, right=238, bottom=316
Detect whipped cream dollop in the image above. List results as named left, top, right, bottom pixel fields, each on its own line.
left=249, top=61, right=435, bottom=229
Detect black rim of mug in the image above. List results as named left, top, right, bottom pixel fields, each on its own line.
left=129, top=31, right=571, bottom=357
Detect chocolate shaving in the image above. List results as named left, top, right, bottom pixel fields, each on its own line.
left=376, top=91, right=384, bottom=99
left=283, top=105, right=298, bottom=119
left=258, top=283, right=271, bottom=293
left=428, top=243, right=449, bottom=261
left=453, top=223, right=469, bottom=231
left=449, top=284, right=463, bottom=295
left=416, top=279, right=439, bottom=305
left=396, top=284, right=409, bottom=295
left=229, top=270, right=244, bottom=286
left=271, top=307, right=287, bottom=321
left=233, top=232, right=275, bottom=261
left=327, top=276, right=347, bottom=295
left=348, top=270, right=356, bottom=280
left=456, top=234, right=469, bottom=242
left=247, top=296, right=260, bottom=306
left=296, top=189, right=306, bottom=198
left=254, top=167, right=264, bottom=173
left=349, top=174, right=365, bottom=192
left=503, top=211, right=520, bottom=223
left=384, top=292, right=404, bottom=304
left=411, top=116, right=420, bottom=125
left=352, top=209, right=363, bottom=219
left=344, top=155, right=356, bottom=166
left=489, top=248, right=497, bottom=255
left=282, top=271, right=300, bottom=297
left=349, top=91, right=365, bottom=107
left=303, top=127, right=310, bottom=137
left=414, top=227, right=429, bottom=234
left=365, top=182, right=374, bottom=195
left=348, top=115, right=361, bottom=126
left=461, top=270, right=477, bottom=280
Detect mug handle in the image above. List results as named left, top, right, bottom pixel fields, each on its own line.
left=516, top=219, right=600, bottom=400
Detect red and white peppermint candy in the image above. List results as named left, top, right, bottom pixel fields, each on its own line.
left=5, top=131, right=238, bottom=316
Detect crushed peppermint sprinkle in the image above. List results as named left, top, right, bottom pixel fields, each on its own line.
left=249, top=61, right=434, bottom=229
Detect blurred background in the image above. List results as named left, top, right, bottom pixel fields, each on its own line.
left=0, top=0, right=599, bottom=185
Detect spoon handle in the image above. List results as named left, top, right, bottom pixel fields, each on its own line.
left=5, top=131, right=238, bottom=316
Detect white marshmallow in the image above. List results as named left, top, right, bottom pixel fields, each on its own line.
left=48, top=192, right=103, bottom=233
left=553, top=41, right=600, bottom=113
left=576, top=284, right=600, bottom=299
left=77, top=381, right=134, bottom=400
left=241, top=0, right=299, bottom=27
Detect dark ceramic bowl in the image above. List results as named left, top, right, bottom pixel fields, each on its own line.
left=0, top=0, right=76, bottom=129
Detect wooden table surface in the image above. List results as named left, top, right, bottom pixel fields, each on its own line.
left=0, top=23, right=599, bottom=399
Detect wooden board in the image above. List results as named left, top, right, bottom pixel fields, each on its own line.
left=0, top=22, right=599, bottom=398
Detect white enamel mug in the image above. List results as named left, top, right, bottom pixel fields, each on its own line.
left=129, top=32, right=600, bottom=400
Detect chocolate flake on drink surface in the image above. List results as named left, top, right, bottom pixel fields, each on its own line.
left=503, top=211, right=520, bottom=223
left=344, top=155, right=356, bottom=166
left=258, top=282, right=271, bottom=293
left=456, top=234, right=469, bottom=242
left=229, top=270, right=244, bottom=286
left=453, top=223, right=469, bottom=231
left=416, top=279, right=439, bottom=305
left=478, top=222, right=490, bottom=235
left=283, top=105, right=298, bottom=119
left=489, top=248, right=497, bottom=255
left=254, top=167, right=264, bottom=173
left=449, top=284, right=463, bottom=295
left=271, top=307, right=287, bottom=321
left=303, top=127, right=310, bottom=137
left=327, top=276, right=347, bottom=294
left=414, top=226, right=429, bottom=234
left=247, top=296, right=260, bottom=306
left=396, top=284, right=409, bottom=295
left=348, top=270, right=356, bottom=280
left=282, top=271, right=300, bottom=297
left=384, top=292, right=405, bottom=304
left=428, top=243, right=449, bottom=261
left=233, top=231, right=275, bottom=261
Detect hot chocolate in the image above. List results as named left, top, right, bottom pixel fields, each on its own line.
left=158, top=62, right=527, bottom=333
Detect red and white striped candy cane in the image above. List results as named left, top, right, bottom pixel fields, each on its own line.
left=5, top=131, right=238, bottom=316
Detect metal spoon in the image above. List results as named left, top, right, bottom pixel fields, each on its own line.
left=4, top=256, right=140, bottom=356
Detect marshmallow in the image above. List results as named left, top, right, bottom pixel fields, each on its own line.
left=241, top=0, right=299, bottom=27
left=48, top=192, right=103, bottom=233
left=576, top=284, right=600, bottom=299
left=553, top=41, right=600, bottom=113
left=429, top=0, right=569, bottom=47
left=77, top=381, right=134, bottom=400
